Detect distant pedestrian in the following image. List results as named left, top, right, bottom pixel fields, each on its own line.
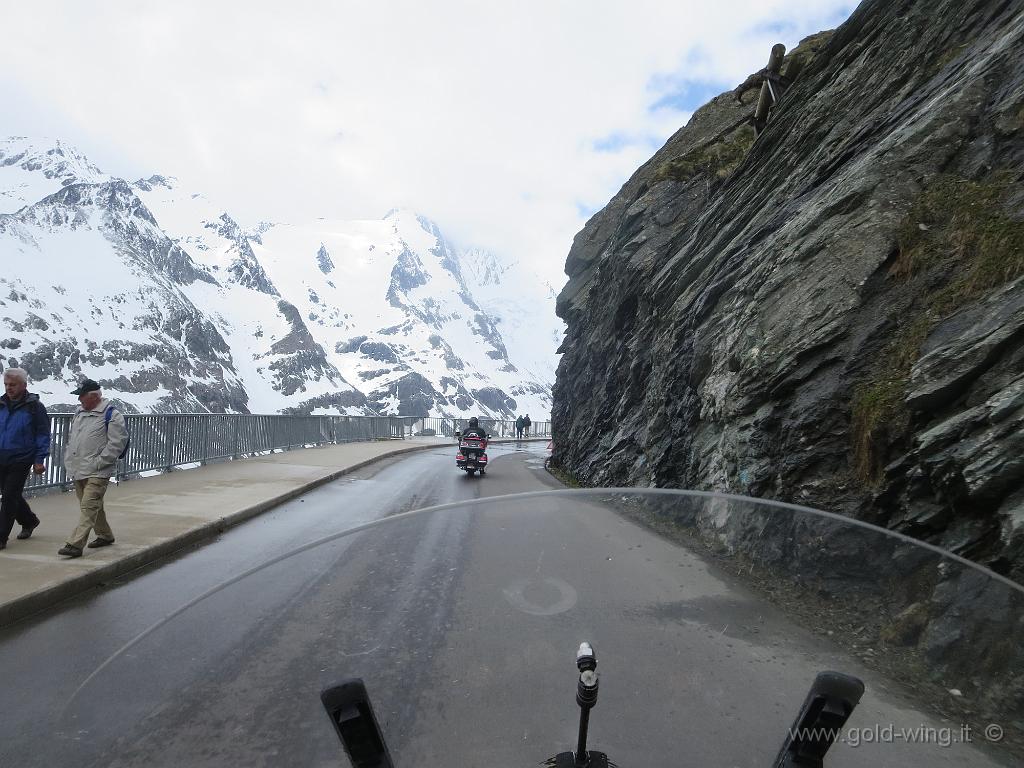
left=523, top=414, right=532, bottom=438
left=515, top=415, right=524, bottom=440
left=0, top=368, right=49, bottom=550
left=58, top=379, right=128, bottom=559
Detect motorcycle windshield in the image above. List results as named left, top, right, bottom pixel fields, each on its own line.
left=56, top=490, right=1023, bottom=767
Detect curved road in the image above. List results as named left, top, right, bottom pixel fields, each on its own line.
left=0, top=444, right=1012, bottom=767
left=0, top=443, right=554, bottom=763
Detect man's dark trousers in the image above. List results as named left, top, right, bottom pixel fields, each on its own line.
left=0, top=461, right=39, bottom=544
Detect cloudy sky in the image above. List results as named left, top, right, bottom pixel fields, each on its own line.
left=3, top=1, right=854, bottom=288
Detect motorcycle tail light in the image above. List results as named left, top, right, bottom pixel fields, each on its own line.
left=456, top=453, right=464, bottom=461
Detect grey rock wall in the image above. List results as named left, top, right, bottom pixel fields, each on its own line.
left=553, top=0, right=1024, bottom=580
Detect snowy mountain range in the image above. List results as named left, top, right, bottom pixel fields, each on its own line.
left=0, top=137, right=561, bottom=417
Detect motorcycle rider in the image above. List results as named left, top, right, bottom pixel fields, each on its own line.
left=462, top=417, right=489, bottom=468
left=463, top=417, right=488, bottom=444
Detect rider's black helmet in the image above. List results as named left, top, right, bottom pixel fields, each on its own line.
left=468, top=417, right=479, bottom=428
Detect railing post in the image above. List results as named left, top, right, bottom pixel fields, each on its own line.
left=113, top=415, right=122, bottom=483
left=201, top=416, right=210, bottom=466
left=233, top=414, right=241, bottom=459
left=164, top=415, right=177, bottom=472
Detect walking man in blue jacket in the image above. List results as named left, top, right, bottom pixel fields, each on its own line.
left=0, top=368, right=50, bottom=549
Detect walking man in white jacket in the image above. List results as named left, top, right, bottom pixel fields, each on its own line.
left=58, top=379, right=129, bottom=559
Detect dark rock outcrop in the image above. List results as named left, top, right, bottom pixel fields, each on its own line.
left=358, top=341, right=400, bottom=364
left=316, top=243, right=335, bottom=274
left=281, top=388, right=370, bottom=415
left=264, top=300, right=353, bottom=397
left=368, top=371, right=438, bottom=416
left=336, top=335, right=368, bottom=354
left=471, top=386, right=517, bottom=417
left=210, top=213, right=278, bottom=295
left=386, top=247, right=429, bottom=308
left=554, top=0, right=1024, bottom=581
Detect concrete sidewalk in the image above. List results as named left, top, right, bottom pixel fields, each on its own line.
left=0, top=436, right=547, bottom=628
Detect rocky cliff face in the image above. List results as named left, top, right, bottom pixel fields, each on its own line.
left=553, top=0, right=1024, bottom=581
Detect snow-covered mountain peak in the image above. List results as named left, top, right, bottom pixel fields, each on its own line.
left=0, top=136, right=108, bottom=213
left=246, top=221, right=276, bottom=242
left=1, top=137, right=560, bottom=417
left=0, top=137, right=105, bottom=181
left=133, top=174, right=178, bottom=192
left=461, top=247, right=514, bottom=289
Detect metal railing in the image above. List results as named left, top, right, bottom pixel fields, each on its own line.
left=401, top=417, right=552, bottom=440
left=21, top=412, right=552, bottom=496
left=25, top=414, right=406, bottom=495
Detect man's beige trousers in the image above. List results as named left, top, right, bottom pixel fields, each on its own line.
left=67, top=478, right=113, bottom=549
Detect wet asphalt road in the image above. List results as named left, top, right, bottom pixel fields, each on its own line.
left=0, top=442, right=556, bottom=765
left=0, top=444, right=1012, bottom=767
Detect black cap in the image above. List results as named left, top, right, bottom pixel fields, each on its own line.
left=71, top=378, right=101, bottom=395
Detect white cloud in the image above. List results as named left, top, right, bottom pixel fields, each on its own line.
left=2, top=0, right=854, bottom=289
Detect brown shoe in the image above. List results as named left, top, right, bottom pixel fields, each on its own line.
left=58, top=544, right=83, bottom=558
left=87, top=537, right=115, bottom=548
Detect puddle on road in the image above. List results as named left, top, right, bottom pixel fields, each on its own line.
left=636, top=595, right=779, bottom=645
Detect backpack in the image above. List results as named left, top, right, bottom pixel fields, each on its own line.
left=104, top=405, right=131, bottom=459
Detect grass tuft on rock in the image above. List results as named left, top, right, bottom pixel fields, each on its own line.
left=546, top=462, right=585, bottom=488
left=852, top=171, right=1024, bottom=485
left=892, top=172, right=1024, bottom=306
left=653, top=124, right=757, bottom=184
left=851, top=317, right=931, bottom=484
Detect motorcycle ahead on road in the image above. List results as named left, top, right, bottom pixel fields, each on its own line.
left=454, top=429, right=489, bottom=476
left=54, top=490, right=1023, bottom=767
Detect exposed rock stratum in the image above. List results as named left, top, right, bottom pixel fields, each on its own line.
left=553, top=0, right=1024, bottom=582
